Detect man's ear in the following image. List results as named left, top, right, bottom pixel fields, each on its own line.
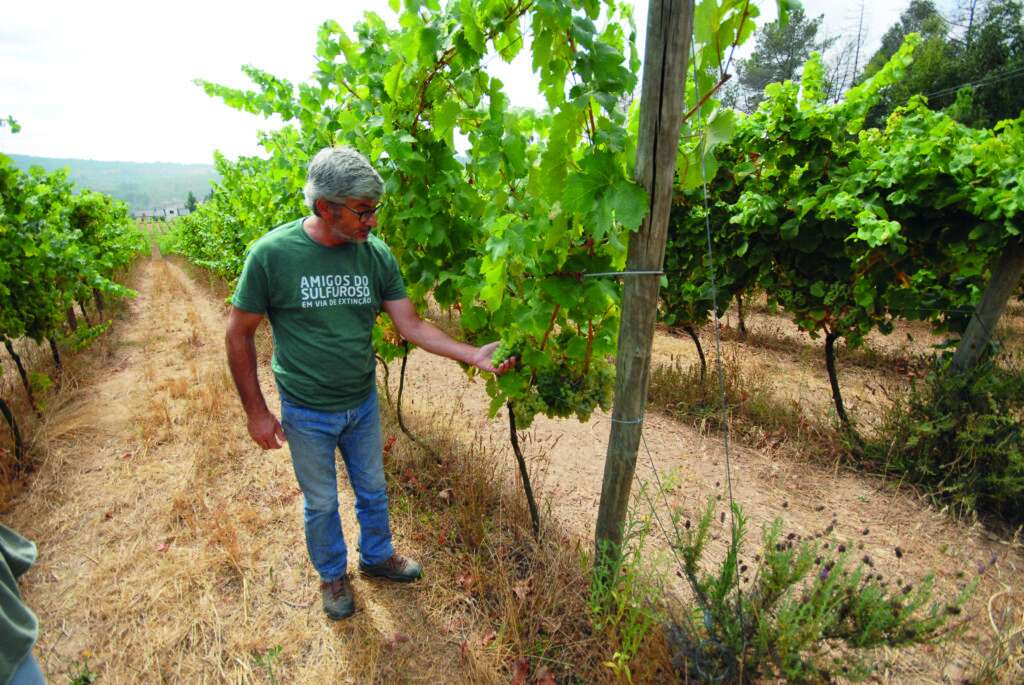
left=314, top=198, right=332, bottom=218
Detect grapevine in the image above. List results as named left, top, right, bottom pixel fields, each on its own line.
left=663, top=35, right=1024, bottom=427
left=0, top=144, right=146, bottom=460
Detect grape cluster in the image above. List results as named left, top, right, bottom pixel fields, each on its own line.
left=511, top=358, right=615, bottom=429
left=491, top=339, right=522, bottom=368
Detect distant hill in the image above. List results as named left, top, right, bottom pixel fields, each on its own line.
left=6, top=154, right=219, bottom=212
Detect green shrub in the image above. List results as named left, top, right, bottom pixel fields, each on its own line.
left=669, top=498, right=972, bottom=683
left=863, top=355, right=1024, bottom=524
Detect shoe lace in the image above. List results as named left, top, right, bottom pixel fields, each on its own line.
left=386, top=554, right=408, bottom=572
left=325, top=575, right=350, bottom=598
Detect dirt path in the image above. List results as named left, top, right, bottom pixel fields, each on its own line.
left=7, top=254, right=486, bottom=684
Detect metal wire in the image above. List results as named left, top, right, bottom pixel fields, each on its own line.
left=692, top=21, right=746, bottom=647
left=583, top=270, right=665, bottom=278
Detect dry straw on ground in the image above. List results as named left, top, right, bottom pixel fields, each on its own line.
left=2, top=244, right=1022, bottom=683
left=3, top=253, right=667, bottom=684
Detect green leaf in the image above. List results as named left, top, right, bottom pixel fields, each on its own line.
left=432, top=100, right=461, bottom=145
left=383, top=61, right=404, bottom=101
left=606, top=180, right=648, bottom=230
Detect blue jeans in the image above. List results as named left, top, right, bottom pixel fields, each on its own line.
left=280, top=387, right=394, bottom=582
left=10, top=651, right=45, bottom=684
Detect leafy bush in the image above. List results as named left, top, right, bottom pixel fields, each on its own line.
left=863, top=356, right=1024, bottom=524
left=669, top=498, right=972, bottom=683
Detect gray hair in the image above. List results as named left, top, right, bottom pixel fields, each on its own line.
left=303, top=146, right=384, bottom=216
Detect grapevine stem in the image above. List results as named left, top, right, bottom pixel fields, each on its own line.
left=532, top=304, right=561, bottom=385
left=77, top=300, right=92, bottom=328
left=48, top=337, right=62, bottom=373
left=375, top=354, right=393, bottom=407
left=397, top=341, right=443, bottom=463
left=681, top=73, right=731, bottom=124
left=539, top=304, right=561, bottom=352
left=411, top=0, right=533, bottom=135
left=682, top=324, right=706, bottom=385
left=0, top=396, right=24, bottom=462
left=4, top=339, right=40, bottom=418
left=825, top=331, right=863, bottom=447
left=583, top=320, right=594, bottom=375
left=566, top=30, right=598, bottom=141
left=338, top=78, right=362, bottom=101
left=507, top=401, right=540, bottom=539
left=442, top=75, right=474, bottom=110
left=736, top=292, right=748, bottom=339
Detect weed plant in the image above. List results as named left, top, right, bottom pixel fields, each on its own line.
left=862, top=354, right=1024, bottom=525
left=589, top=508, right=665, bottom=684
left=668, top=497, right=973, bottom=683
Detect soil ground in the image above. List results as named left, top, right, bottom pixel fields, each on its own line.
left=2, top=246, right=1022, bottom=683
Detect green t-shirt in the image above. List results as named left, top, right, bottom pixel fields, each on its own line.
left=232, top=218, right=407, bottom=411
left=1, top=524, right=38, bottom=684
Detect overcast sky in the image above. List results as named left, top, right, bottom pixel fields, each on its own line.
left=1, top=0, right=943, bottom=164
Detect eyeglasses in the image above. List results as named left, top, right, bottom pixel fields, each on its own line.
left=335, top=202, right=381, bottom=223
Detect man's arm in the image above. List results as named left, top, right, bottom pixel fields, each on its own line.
left=380, top=298, right=515, bottom=374
left=225, top=306, right=286, bottom=449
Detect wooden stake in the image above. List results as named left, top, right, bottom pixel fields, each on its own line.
left=595, top=0, right=695, bottom=555
left=951, top=241, right=1024, bottom=374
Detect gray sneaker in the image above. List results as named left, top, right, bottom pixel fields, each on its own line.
left=320, top=574, right=355, bottom=620
left=359, top=553, right=422, bottom=583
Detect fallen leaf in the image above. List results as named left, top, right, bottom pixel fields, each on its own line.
left=103, top=511, right=113, bottom=521
left=480, top=629, right=496, bottom=647
left=383, top=436, right=397, bottom=455
left=459, top=640, right=470, bottom=664
left=533, top=668, right=556, bottom=685
left=437, top=531, right=447, bottom=546
left=457, top=572, right=478, bottom=593
left=388, top=632, right=409, bottom=648
left=540, top=616, right=562, bottom=634
left=510, top=657, right=530, bottom=685
left=156, top=541, right=171, bottom=553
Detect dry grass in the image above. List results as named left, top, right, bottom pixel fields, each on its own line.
left=710, top=317, right=938, bottom=375
left=6, top=251, right=1021, bottom=684
left=376, top=400, right=676, bottom=684
left=4, top=255, right=677, bottom=684
left=647, top=353, right=843, bottom=459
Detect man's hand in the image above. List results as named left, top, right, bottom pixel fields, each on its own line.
left=471, top=341, right=517, bottom=375
left=247, top=409, right=287, bottom=450
left=381, top=298, right=517, bottom=375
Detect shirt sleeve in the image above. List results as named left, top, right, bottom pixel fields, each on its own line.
left=380, top=247, right=407, bottom=302
left=231, top=249, right=270, bottom=314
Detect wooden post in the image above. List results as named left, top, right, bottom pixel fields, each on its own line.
left=951, top=241, right=1024, bottom=374
left=595, top=0, right=695, bottom=555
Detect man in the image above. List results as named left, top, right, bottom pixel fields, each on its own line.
left=1, top=524, right=44, bottom=684
left=225, top=146, right=513, bottom=620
